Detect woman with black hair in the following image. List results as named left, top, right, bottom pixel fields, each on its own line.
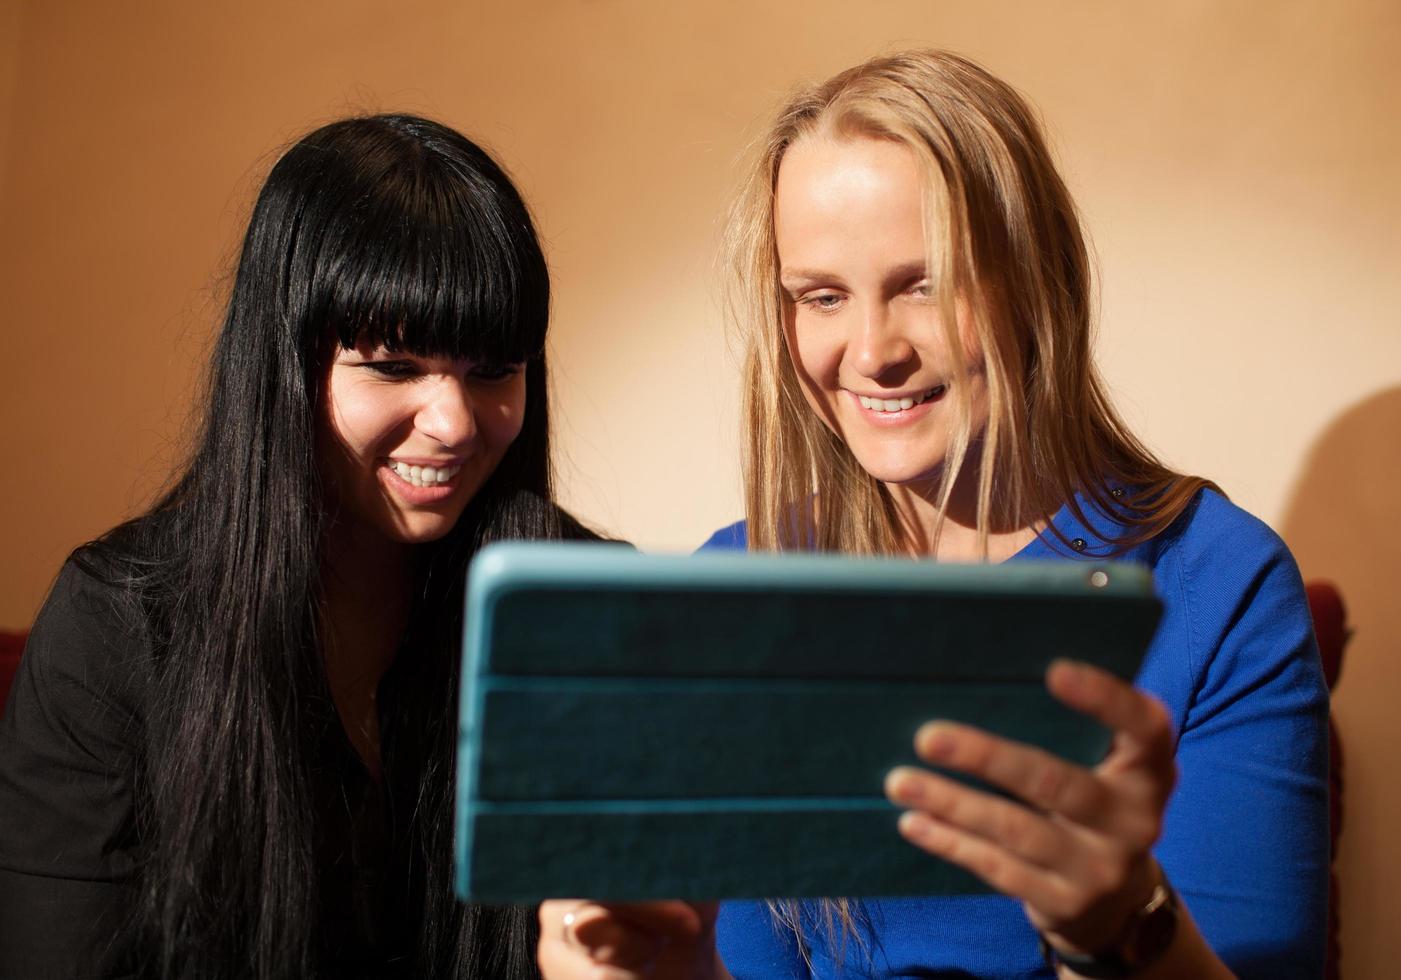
left=0, top=114, right=589, bottom=978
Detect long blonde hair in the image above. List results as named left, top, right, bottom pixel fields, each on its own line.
left=725, top=49, right=1216, bottom=969
left=726, top=49, right=1213, bottom=558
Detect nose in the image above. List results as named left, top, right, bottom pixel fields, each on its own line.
left=415, top=375, right=478, bottom=449
left=849, top=300, right=915, bottom=380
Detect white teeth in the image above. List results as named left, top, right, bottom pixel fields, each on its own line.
left=390, top=461, right=461, bottom=488
left=857, top=386, right=946, bottom=413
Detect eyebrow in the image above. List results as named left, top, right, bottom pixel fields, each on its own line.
left=779, top=269, right=840, bottom=288
left=780, top=261, right=930, bottom=291
left=884, top=261, right=931, bottom=284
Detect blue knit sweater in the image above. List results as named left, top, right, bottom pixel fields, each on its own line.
left=701, top=490, right=1328, bottom=979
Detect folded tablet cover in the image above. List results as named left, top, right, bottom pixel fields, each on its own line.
left=455, top=543, right=1161, bottom=902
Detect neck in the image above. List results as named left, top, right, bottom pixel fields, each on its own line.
left=321, top=518, right=416, bottom=641
left=319, top=519, right=416, bottom=779
left=885, top=458, right=1042, bottom=563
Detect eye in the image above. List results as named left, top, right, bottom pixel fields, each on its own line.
left=799, top=292, right=845, bottom=313
left=468, top=362, right=525, bottom=383
left=360, top=359, right=419, bottom=380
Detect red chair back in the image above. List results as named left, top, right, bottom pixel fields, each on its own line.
left=1305, top=581, right=1349, bottom=980
left=0, top=630, right=26, bottom=717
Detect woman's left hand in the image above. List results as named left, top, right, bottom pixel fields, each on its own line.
left=884, top=658, right=1177, bottom=955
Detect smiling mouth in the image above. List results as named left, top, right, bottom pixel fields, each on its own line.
left=388, top=461, right=463, bottom=488
left=856, top=385, right=948, bottom=413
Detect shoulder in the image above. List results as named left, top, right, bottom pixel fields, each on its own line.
left=1163, top=488, right=1291, bottom=564
left=699, top=519, right=749, bottom=552
left=1148, top=487, right=1312, bottom=638
left=1153, top=489, right=1307, bottom=621
left=28, top=554, right=151, bottom=677
left=1144, top=489, right=1323, bottom=732
left=5, top=554, right=154, bottom=749
left=0, top=556, right=151, bottom=882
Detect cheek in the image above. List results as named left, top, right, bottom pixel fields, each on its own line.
left=481, top=382, right=528, bottom=451
left=328, top=387, right=404, bottom=456
left=784, top=316, right=841, bottom=393
left=782, top=324, right=844, bottom=434
left=949, top=300, right=988, bottom=371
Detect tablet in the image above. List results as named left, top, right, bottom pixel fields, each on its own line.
left=454, top=542, right=1161, bottom=903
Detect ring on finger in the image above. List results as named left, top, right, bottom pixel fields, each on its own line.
left=561, top=905, right=587, bottom=945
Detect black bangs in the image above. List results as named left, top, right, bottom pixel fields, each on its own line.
left=288, top=115, right=550, bottom=366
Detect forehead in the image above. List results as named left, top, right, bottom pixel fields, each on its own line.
left=774, top=135, right=927, bottom=275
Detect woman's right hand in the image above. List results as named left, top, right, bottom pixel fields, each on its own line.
left=537, top=899, right=727, bottom=980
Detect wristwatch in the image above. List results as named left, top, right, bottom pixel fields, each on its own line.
left=1037, top=876, right=1179, bottom=978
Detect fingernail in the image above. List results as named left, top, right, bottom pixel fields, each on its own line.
left=885, top=767, right=925, bottom=803
left=898, top=810, right=933, bottom=840
left=1050, top=659, right=1084, bottom=690
left=918, top=723, right=956, bottom=760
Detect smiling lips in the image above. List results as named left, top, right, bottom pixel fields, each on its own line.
left=388, top=460, right=463, bottom=488
left=380, top=459, right=465, bottom=505
left=854, top=384, right=948, bottom=414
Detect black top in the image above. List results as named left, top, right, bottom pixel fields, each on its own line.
left=0, top=560, right=423, bottom=978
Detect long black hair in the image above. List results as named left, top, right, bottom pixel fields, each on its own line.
left=77, top=114, right=582, bottom=978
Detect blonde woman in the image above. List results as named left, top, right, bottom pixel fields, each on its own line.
left=539, top=51, right=1327, bottom=979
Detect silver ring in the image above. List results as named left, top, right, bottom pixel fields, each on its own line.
left=561, top=907, right=582, bottom=946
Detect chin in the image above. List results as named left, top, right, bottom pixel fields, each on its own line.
left=396, top=528, right=455, bottom=546
left=381, top=511, right=467, bottom=546
left=871, top=470, right=943, bottom=490
left=848, top=450, right=945, bottom=489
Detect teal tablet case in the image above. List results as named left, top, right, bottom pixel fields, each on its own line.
left=455, top=542, right=1162, bottom=902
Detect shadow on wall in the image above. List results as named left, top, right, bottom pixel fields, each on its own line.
left=1280, top=385, right=1401, bottom=978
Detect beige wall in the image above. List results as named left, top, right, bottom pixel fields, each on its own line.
left=2, top=0, right=1397, bottom=973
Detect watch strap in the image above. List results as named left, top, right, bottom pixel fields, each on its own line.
left=1037, top=876, right=1178, bottom=978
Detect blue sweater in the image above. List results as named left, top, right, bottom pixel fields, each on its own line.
left=701, top=490, right=1329, bottom=979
